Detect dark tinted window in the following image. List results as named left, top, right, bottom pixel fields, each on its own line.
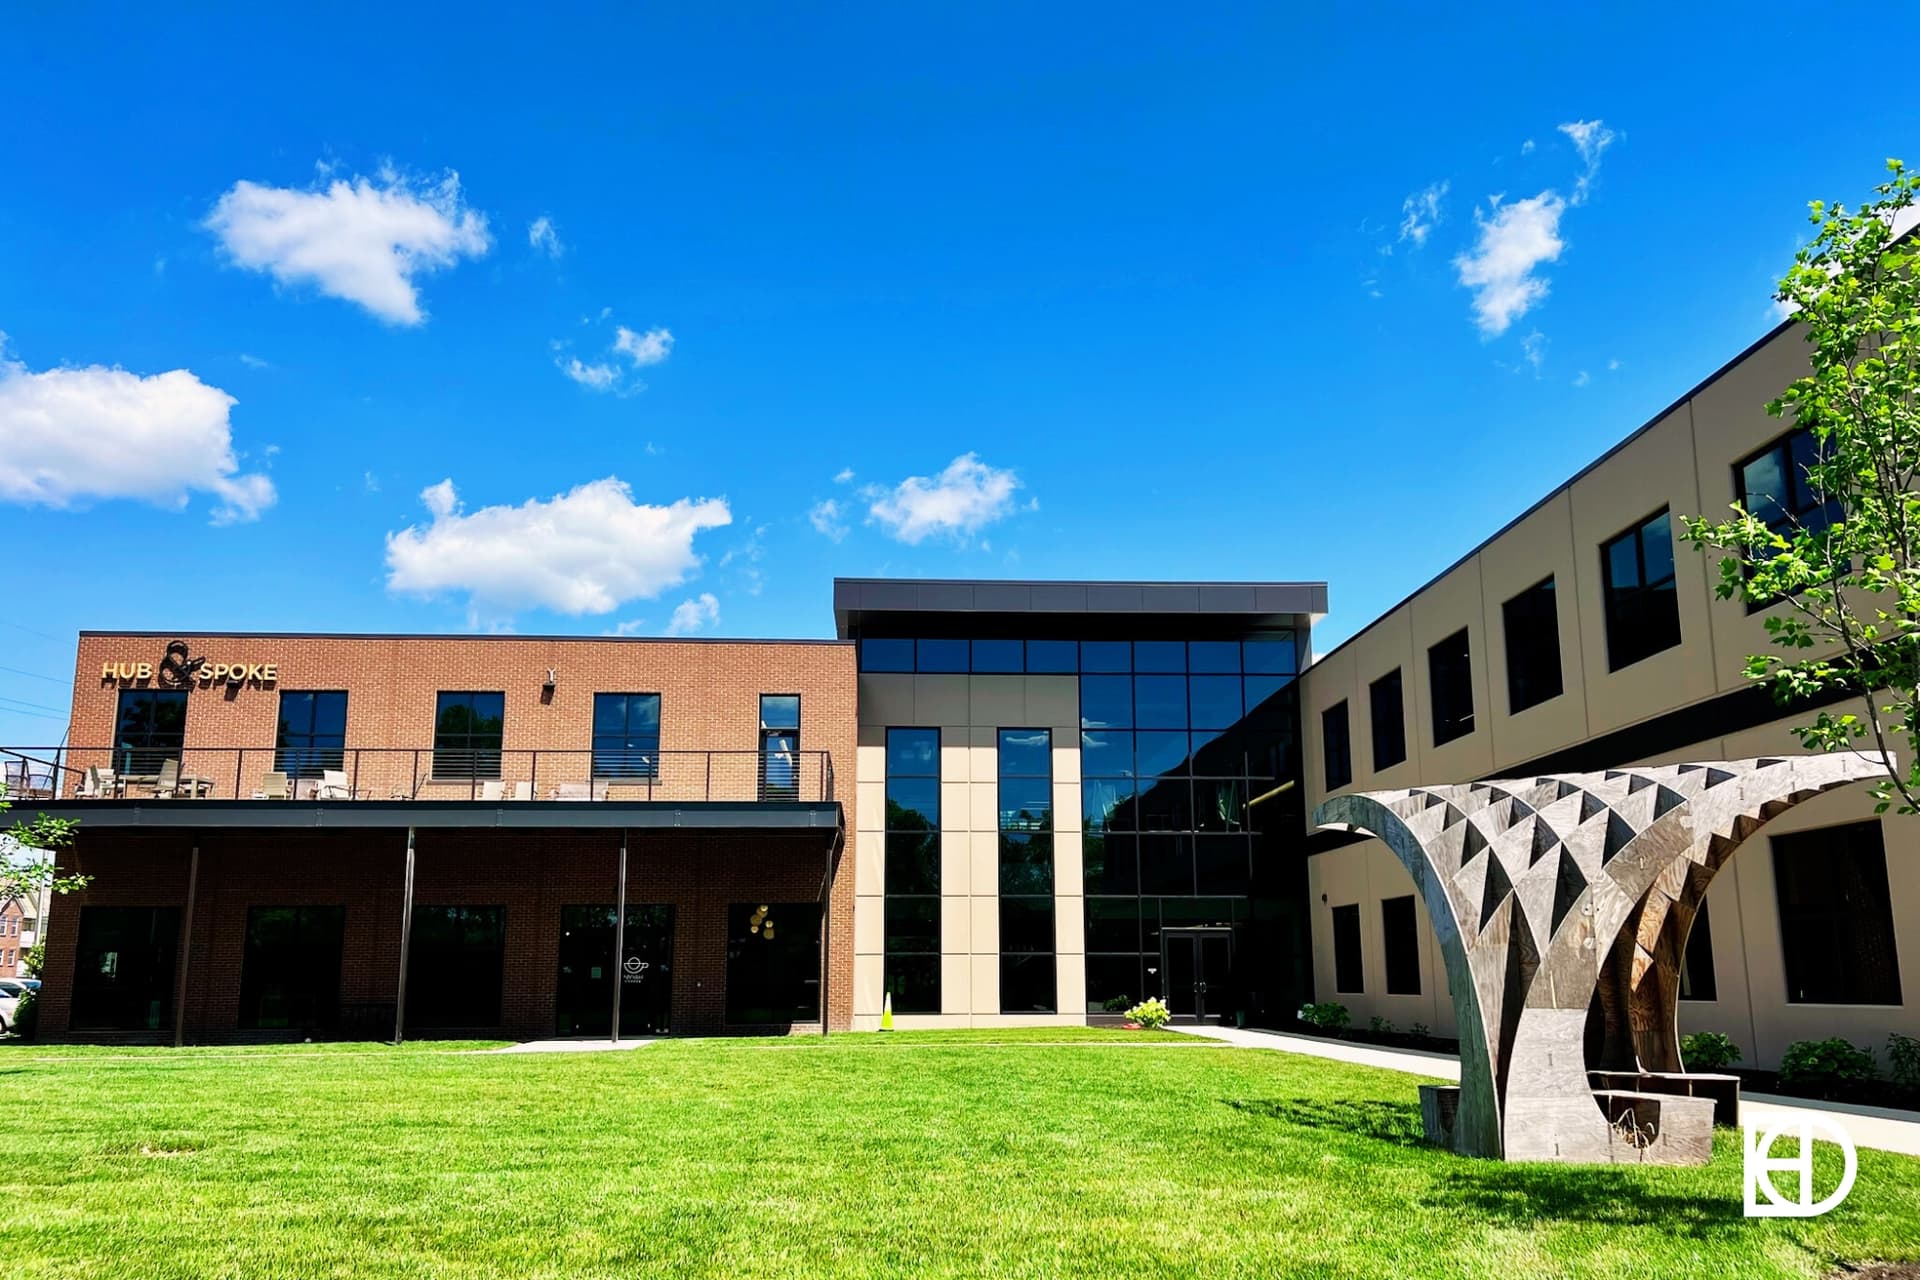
left=1332, top=904, right=1364, bottom=994
left=859, top=638, right=914, bottom=672
left=1382, top=895, right=1420, bottom=995
left=70, top=906, right=179, bottom=1031
left=1502, top=577, right=1563, bottom=714
left=1132, top=641, right=1186, bottom=673
left=239, top=906, right=345, bottom=1030
left=1188, top=641, right=1241, bottom=673
left=1600, top=510, right=1682, bottom=671
left=725, top=902, right=822, bottom=1024
left=971, top=639, right=1023, bottom=672
left=1427, top=628, right=1474, bottom=747
left=433, top=692, right=504, bottom=779
left=999, top=728, right=1055, bottom=1013
left=1736, top=428, right=1841, bottom=611
left=1773, top=821, right=1903, bottom=1005
left=408, top=906, right=506, bottom=1028
left=1025, top=640, right=1078, bottom=673
left=915, top=639, right=969, bottom=673
left=1242, top=635, right=1297, bottom=675
left=592, top=693, right=661, bottom=779
left=1134, top=675, right=1187, bottom=729
left=1080, top=641, right=1131, bottom=673
left=114, top=689, right=187, bottom=776
left=1322, top=701, right=1352, bottom=791
left=1079, top=675, right=1133, bottom=729
left=884, top=728, right=941, bottom=1012
left=1369, top=669, right=1406, bottom=771
left=276, top=691, right=347, bottom=779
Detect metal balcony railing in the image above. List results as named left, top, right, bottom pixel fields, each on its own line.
left=0, top=747, right=836, bottom=805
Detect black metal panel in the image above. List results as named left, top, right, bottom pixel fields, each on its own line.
left=24, top=800, right=844, bottom=832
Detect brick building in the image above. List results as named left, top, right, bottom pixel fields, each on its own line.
left=30, top=633, right=854, bottom=1042
left=0, top=899, right=26, bottom=977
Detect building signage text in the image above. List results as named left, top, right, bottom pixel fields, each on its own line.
left=100, top=641, right=278, bottom=689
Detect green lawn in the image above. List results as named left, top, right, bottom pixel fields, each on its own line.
left=2, top=1029, right=1916, bottom=1279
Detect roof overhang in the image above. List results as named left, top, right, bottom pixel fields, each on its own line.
left=29, top=799, right=844, bottom=833
left=833, top=577, right=1328, bottom=640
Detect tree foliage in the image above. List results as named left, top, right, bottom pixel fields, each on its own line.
left=1, top=785, right=87, bottom=906
left=1681, top=159, right=1920, bottom=811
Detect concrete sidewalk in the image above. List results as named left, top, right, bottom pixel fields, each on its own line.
left=482, top=1037, right=662, bottom=1054
left=1172, top=1023, right=1920, bottom=1157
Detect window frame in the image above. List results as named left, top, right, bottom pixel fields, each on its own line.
left=431, top=691, right=505, bottom=781
left=1426, top=628, right=1474, bottom=747
left=882, top=727, right=942, bottom=1014
left=275, top=690, right=348, bottom=780
left=1733, top=427, right=1844, bottom=614
left=1501, top=576, right=1564, bottom=715
left=1771, top=820, right=1904, bottom=1006
left=1321, top=701, right=1352, bottom=791
left=591, top=692, right=662, bottom=781
left=1331, top=903, right=1364, bottom=994
left=1368, top=669, right=1406, bottom=772
left=1599, top=508, right=1682, bottom=672
left=113, top=688, right=188, bottom=777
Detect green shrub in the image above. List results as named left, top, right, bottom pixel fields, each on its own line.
left=1888, top=1033, right=1920, bottom=1087
left=1297, top=1002, right=1350, bottom=1031
left=1100, top=994, right=1132, bottom=1014
left=1367, top=1016, right=1395, bottom=1035
left=1123, top=998, right=1170, bottom=1030
left=1409, top=1022, right=1432, bottom=1040
left=1679, top=1031, right=1742, bottom=1071
left=1777, top=1038, right=1877, bottom=1092
left=9, top=988, right=36, bottom=1040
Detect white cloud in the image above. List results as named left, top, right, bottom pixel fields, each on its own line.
left=833, top=467, right=855, bottom=484
left=1520, top=138, right=1536, bottom=156
left=665, top=592, right=721, bottom=636
left=1398, top=181, right=1448, bottom=247
left=384, top=477, right=731, bottom=618
left=528, top=215, right=563, bottom=259
left=1573, top=369, right=1591, bottom=388
left=1453, top=191, right=1567, bottom=336
left=237, top=353, right=271, bottom=370
left=809, top=497, right=848, bottom=541
left=613, top=326, right=673, bottom=366
left=1607, top=358, right=1621, bottom=371
left=205, top=166, right=490, bottom=325
left=1521, top=330, right=1547, bottom=372
left=0, top=343, right=275, bottom=524
left=363, top=471, right=380, bottom=493
left=1558, top=119, right=1616, bottom=204
left=864, top=453, right=1024, bottom=545
left=558, top=357, right=620, bottom=390
left=609, top=618, right=649, bottom=637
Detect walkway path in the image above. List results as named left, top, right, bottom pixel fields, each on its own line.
left=1172, top=1024, right=1920, bottom=1157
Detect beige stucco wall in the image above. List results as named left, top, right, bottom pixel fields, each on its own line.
left=1298, top=319, right=1920, bottom=1070
left=853, top=672, right=1083, bottom=1030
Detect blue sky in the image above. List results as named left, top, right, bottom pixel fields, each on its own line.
left=2, top=5, right=1916, bottom=744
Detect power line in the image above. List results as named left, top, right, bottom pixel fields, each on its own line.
left=0, top=695, right=65, bottom=715
left=0, top=665, right=64, bottom=685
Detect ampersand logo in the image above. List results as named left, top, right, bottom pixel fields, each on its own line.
left=157, top=641, right=205, bottom=687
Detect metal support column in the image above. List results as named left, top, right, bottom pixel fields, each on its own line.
left=819, top=828, right=841, bottom=1038
left=393, top=827, right=416, bottom=1046
left=610, top=831, right=628, bottom=1043
left=172, top=842, right=200, bottom=1048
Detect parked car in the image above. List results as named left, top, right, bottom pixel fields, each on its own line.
left=0, top=979, right=29, bottom=998
left=13, top=978, right=39, bottom=992
left=0, top=987, right=16, bottom=1034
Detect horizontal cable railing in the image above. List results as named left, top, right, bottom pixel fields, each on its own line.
left=0, top=747, right=836, bottom=805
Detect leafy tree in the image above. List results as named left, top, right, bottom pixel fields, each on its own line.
left=1681, top=159, right=1920, bottom=811
left=0, top=785, right=87, bottom=906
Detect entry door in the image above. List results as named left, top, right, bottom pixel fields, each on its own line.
left=1162, top=929, right=1233, bottom=1023
left=556, top=904, right=674, bottom=1036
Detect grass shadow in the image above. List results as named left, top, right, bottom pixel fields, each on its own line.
left=1224, top=1096, right=1429, bottom=1147
left=1424, top=1163, right=1748, bottom=1238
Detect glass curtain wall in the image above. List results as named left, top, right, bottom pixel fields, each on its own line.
left=883, top=728, right=941, bottom=1012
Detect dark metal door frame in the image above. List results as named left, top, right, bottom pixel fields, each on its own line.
left=1161, top=926, right=1234, bottom=1024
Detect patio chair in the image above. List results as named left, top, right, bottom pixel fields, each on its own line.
left=317, top=769, right=353, bottom=800
left=252, top=771, right=289, bottom=800
left=478, top=780, right=505, bottom=801
left=1, top=761, right=22, bottom=797
left=553, top=782, right=591, bottom=801
left=78, top=766, right=117, bottom=798
left=154, top=759, right=181, bottom=799
left=507, top=781, right=533, bottom=801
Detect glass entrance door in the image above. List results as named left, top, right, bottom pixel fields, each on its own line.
left=1162, top=928, right=1233, bottom=1023
left=556, top=904, right=674, bottom=1035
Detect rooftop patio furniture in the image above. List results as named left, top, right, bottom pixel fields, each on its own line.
left=478, top=781, right=505, bottom=801
left=253, top=772, right=289, bottom=801
left=77, top=766, right=118, bottom=798
left=317, top=770, right=353, bottom=800
left=154, top=759, right=181, bottom=799
left=553, top=782, right=591, bottom=801
left=508, top=781, right=533, bottom=801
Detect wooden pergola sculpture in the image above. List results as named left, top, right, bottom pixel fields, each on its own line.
left=1314, top=754, right=1885, bottom=1163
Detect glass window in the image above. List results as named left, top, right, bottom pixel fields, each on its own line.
left=999, top=728, right=1055, bottom=1014
left=970, top=639, right=1023, bottom=673
left=1369, top=670, right=1406, bottom=771
left=1001, top=953, right=1057, bottom=1014
left=1243, top=634, right=1297, bottom=675
left=1600, top=509, right=1682, bottom=671
left=1079, top=641, right=1131, bottom=673
left=1243, top=673, right=1292, bottom=713
left=884, top=727, right=941, bottom=1012
left=915, top=639, right=969, bottom=673
left=1086, top=954, right=1143, bottom=1014
left=433, top=692, right=504, bottom=780
left=999, top=832, right=1055, bottom=895
left=1502, top=577, right=1563, bottom=714
left=1188, top=641, right=1241, bottom=674
left=1194, top=833, right=1250, bottom=894
left=1079, top=675, right=1133, bottom=729
left=1080, top=730, right=1134, bottom=778
left=725, top=902, right=822, bottom=1024
left=1332, top=903, right=1364, bottom=994
left=859, top=638, right=914, bottom=672
left=1083, top=833, right=1137, bottom=894
left=238, top=906, right=345, bottom=1030
left=1133, top=675, right=1188, bottom=729
left=1382, top=895, right=1420, bottom=995
left=1322, top=701, right=1352, bottom=791
left=997, top=728, right=1052, bottom=778
left=759, top=696, right=801, bottom=801
left=1132, top=641, right=1186, bottom=673
left=1679, top=900, right=1717, bottom=1002
left=1735, top=428, right=1842, bottom=611
left=1772, top=821, right=1903, bottom=1005
left=276, top=691, right=347, bottom=779
left=114, top=689, right=187, bottom=777
left=1086, top=898, right=1141, bottom=952
left=1134, top=731, right=1191, bottom=780
left=407, top=906, right=506, bottom=1028
left=1139, top=833, right=1194, bottom=894
left=69, top=906, right=179, bottom=1031
left=1082, top=777, right=1136, bottom=833
left=1025, top=640, right=1079, bottom=674
left=592, top=693, right=661, bottom=780
left=1427, top=629, right=1474, bottom=747
left=1188, top=676, right=1243, bottom=730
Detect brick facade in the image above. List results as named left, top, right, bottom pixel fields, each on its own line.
left=0, top=900, right=24, bottom=977
left=39, top=633, right=856, bottom=1041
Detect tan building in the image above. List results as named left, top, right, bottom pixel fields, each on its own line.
left=1298, top=320, right=1919, bottom=1070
